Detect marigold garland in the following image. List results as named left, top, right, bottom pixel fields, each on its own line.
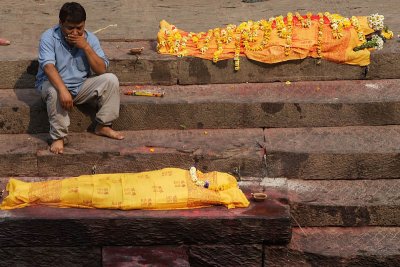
left=317, top=13, right=324, bottom=59
left=295, top=12, right=311, bottom=28
left=157, top=12, right=394, bottom=70
left=284, top=12, right=293, bottom=56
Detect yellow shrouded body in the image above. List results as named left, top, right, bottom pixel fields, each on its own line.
left=1, top=168, right=249, bottom=210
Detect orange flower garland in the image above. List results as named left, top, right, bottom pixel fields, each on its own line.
left=157, top=12, right=393, bottom=70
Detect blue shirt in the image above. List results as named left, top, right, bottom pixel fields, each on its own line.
left=35, top=25, right=109, bottom=96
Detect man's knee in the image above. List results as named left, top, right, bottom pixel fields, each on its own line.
left=42, top=85, right=59, bottom=103
left=102, top=73, right=119, bottom=88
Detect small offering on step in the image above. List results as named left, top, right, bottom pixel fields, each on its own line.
left=124, top=89, right=165, bottom=97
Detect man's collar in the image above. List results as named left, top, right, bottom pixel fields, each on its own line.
left=52, top=25, right=62, bottom=40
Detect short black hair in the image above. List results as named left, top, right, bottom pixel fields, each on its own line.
left=59, top=2, right=86, bottom=23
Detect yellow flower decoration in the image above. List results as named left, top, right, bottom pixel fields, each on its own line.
left=382, top=30, right=394, bottom=39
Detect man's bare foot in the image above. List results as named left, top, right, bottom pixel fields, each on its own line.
left=50, top=139, right=64, bottom=154
left=95, top=125, right=124, bottom=140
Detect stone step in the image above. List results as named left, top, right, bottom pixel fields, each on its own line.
left=102, top=246, right=191, bottom=267
left=3, top=1, right=400, bottom=43
left=262, top=125, right=400, bottom=179
left=3, top=79, right=400, bottom=134
left=0, top=247, right=101, bottom=267
left=1, top=40, right=399, bottom=89
left=0, top=177, right=290, bottom=246
left=0, top=176, right=288, bottom=266
left=286, top=179, right=400, bottom=227
left=243, top=177, right=400, bottom=227
left=2, top=126, right=400, bottom=179
left=102, top=244, right=266, bottom=267
left=0, top=178, right=288, bottom=266
left=0, top=129, right=264, bottom=177
left=265, top=227, right=400, bottom=267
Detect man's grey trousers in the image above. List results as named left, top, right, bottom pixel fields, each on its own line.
left=41, top=73, right=120, bottom=140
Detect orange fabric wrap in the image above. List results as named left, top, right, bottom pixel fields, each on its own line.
left=158, top=15, right=376, bottom=66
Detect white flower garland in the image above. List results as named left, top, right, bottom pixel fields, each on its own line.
left=189, top=167, right=239, bottom=191
left=371, top=35, right=384, bottom=50
left=367, top=13, right=385, bottom=31
left=353, top=34, right=385, bottom=51
left=190, top=166, right=209, bottom=188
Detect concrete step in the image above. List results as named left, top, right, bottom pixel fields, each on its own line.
left=1, top=40, right=399, bottom=89
left=2, top=126, right=400, bottom=179
left=3, top=79, right=400, bottom=134
left=265, top=227, right=400, bottom=267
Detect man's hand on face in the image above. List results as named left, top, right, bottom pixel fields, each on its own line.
left=66, top=33, right=88, bottom=50
left=61, top=21, right=88, bottom=49
left=58, top=88, right=73, bottom=111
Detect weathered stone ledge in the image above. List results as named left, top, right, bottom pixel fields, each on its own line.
left=1, top=41, right=399, bottom=88
left=287, top=179, right=400, bottom=226
left=265, top=227, right=400, bottom=266
left=0, top=198, right=290, bottom=247
left=3, top=126, right=400, bottom=179
left=0, top=129, right=264, bottom=177
left=2, top=79, right=400, bottom=134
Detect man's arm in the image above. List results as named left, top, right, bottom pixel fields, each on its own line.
left=82, top=44, right=107, bottom=74
left=38, top=30, right=73, bottom=110
left=67, top=34, right=106, bottom=75
left=44, top=64, right=73, bottom=110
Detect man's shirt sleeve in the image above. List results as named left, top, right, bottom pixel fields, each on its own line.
left=88, top=33, right=109, bottom=69
left=38, top=30, right=56, bottom=70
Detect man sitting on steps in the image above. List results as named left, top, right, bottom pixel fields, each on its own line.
left=35, top=2, right=124, bottom=154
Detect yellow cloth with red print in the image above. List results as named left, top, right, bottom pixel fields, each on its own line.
left=157, top=14, right=378, bottom=66
left=0, top=168, right=249, bottom=210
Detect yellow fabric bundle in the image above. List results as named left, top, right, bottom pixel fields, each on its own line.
left=0, top=168, right=249, bottom=210
left=157, top=13, right=386, bottom=67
